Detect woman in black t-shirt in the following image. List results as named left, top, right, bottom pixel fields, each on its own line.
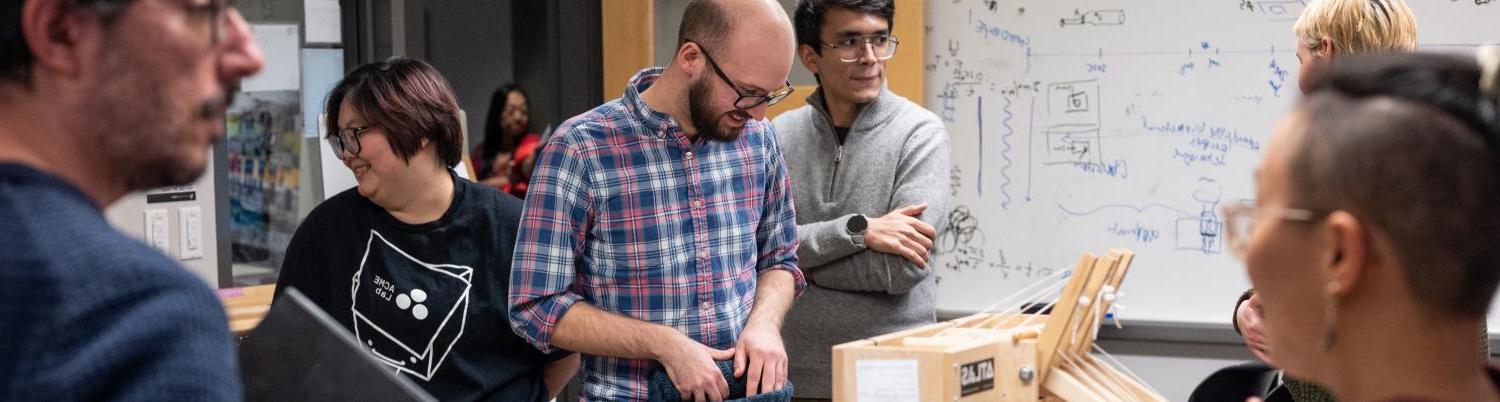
left=273, top=57, right=577, bottom=401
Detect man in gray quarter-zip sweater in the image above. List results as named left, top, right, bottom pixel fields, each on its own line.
left=773, top=1, right=951, bottom=398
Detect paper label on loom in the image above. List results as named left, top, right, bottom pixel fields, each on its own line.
left=958, top=358, right=995, bottom=396
left=855, top=359, right=920, bottom=402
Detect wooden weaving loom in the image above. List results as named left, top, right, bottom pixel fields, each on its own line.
left=832, top=249, right=1166, bottom=401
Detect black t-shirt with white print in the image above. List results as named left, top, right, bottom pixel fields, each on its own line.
left=274, top=172, right=564, bottom=402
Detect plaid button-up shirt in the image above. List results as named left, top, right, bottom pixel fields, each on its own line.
left=508, top=68, right=805, bottom=401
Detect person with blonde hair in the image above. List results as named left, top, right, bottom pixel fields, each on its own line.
left=1235, top=0, right=1420, bottom=367
left=1289, top=0, right=1417, bottom=93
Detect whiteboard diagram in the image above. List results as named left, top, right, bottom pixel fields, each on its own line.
left=923, top=0, right=1500, bottom=327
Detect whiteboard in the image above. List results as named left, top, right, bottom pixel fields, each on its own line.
left=923, top=0, right=1500, bottom=330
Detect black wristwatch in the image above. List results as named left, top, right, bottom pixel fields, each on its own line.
left=847, top=214, right=868, bottom=246
left=846, top=214, right=868, bottom=235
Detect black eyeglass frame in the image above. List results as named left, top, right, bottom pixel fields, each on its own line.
left=182, top=0, right=234, bottom=44
left=327, top=125, right=374, bottom=156
left=684, top=40, right=795, bottom=110
left=821, top=34, right=900, bottom=63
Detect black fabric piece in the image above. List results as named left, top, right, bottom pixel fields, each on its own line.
left=1189, top=362, right=1292, bottom=402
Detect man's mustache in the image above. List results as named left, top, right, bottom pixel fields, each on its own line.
left=200, top=82, right=241, bottom=119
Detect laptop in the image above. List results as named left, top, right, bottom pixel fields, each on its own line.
left=238, top=287, right=436, bottom=402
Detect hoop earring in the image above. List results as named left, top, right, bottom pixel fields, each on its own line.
left=1322, top=281, right=1341, bottom=351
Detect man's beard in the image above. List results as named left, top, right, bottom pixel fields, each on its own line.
left=687, top=75, right=749, bottom=142
left=83, top=45, right=232, bottom=192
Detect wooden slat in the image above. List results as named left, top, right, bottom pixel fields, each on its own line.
left=1069, top=251, right=1123, bottom=355
left=869, top=318, right=960, bottom=345
left=1071, top=249, right=1136, bottom=355
left=1061, top=356, right=1127, bottom=400
left=1035, top=253, right=1098, bottom=383
left=1083, top=356, right=1163, bottom=402
left=1043, top=368, right=1106, bottom=402
left=1061, top=253, right=1120, bottom=354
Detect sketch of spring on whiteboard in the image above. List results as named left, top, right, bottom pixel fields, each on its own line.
left=923, top=0, right=1500, bottom=329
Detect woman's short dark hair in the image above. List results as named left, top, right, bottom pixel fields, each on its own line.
left=324, top=57, right=463, bottom=168
left=1291, top=51, right=1500, bottom=318
left=480, top=83, right=529, bottom=162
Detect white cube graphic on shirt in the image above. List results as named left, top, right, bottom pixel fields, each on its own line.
left=350, top=230, right=472, bottom=381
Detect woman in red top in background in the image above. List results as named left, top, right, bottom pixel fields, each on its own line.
left=473, top=83, right=540, bottom=198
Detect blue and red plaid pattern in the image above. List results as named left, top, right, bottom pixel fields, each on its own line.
left=508, top=68, right=805, bottom=401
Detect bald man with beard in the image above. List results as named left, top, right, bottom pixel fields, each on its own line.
left=508, top=0, right=807, bottom=400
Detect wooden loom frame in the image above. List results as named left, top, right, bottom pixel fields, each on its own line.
left=832, top=249, right=1165, bottom=401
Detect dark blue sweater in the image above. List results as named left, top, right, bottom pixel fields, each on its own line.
left=0, top=163, right=242, bottom=401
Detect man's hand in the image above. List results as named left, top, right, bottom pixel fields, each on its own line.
left=865, top=204, right=937, bottom=267
left=656, top=333, right=735, bottom=401
left=1237, top=293, right=1274, bottom=365
left=733, top=323, right=787, bottom=397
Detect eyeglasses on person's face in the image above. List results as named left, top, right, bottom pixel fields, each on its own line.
left=1220, top=200, right=1330, bottom=259
left=328, top=125, right=374, bottom=156
left=684, top=40, right=795, bottom=110
left=174, top=0, right=235, bottom=45
left=822, top=34, right=899, bottom=63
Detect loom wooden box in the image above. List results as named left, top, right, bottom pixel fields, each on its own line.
left=832, top=250, right=1163, bottom=402
left=831, top=313, right=1044, bottom=402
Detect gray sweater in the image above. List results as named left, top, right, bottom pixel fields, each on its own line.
left=772, top=87, right=951, bottom=398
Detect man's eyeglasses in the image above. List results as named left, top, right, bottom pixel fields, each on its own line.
left=175, top=0, right=234, bottom=44
left=1220, top=201, right=1330, bottom=259
left=686, top=40, right=795, bottom=110
left=327, top=125, right=373, bottom=156
left=822, top=35, right=899, bottom=63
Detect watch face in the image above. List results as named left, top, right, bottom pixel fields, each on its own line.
left=848, top=214, right=867, bottom=234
